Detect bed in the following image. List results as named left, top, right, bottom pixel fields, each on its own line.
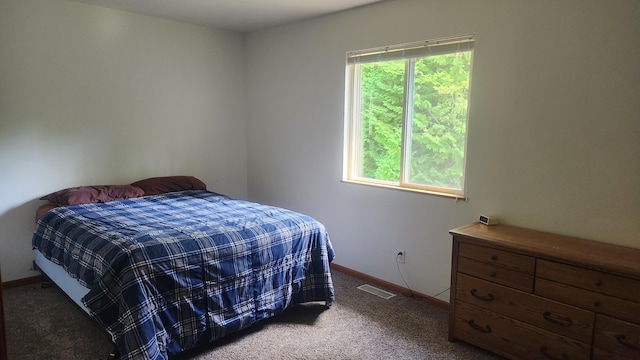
left=31, top=176, right=335, bottom=360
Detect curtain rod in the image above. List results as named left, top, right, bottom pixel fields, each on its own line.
left=347, top=34, right=475, bottom=59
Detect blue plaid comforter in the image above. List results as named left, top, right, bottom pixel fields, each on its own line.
left=32, top=190, right=335, bottom=360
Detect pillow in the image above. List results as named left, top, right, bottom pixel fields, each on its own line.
left=35, top=203, right=61, bottom=223
left=40, top=185, right=145, bottom=206
left=130, top=176, right=207, bottom=195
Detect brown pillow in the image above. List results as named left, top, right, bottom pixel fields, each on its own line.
left=35, top=203, right=61, bottom=223
left=40, top=185, right=145, bottom=206
left=130, top=176, right=207, bottom=195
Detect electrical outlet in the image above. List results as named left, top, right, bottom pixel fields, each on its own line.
left=396, top=248, right=405, bottom=263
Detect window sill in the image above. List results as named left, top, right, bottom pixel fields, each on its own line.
left=341, top=179, right=467, bottom=201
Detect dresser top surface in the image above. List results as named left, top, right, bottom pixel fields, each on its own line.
left=450, top=223, right=640, bottom=279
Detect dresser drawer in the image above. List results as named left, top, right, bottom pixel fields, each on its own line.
left=536, top=278, right=640, bottom=324
left=456, top=273, right=594, bottom=343
left=537, top=259, right=640, bottom=302
left=453, top=301, right=591, bottom=360
left=593, top=314, right=640, bottom=360
left=458, top=256, right=533, bottom=292
left=459, top=243, right=535, bottom=274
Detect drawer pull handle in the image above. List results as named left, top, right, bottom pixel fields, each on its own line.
left=470, top=288, right=495, bottom=302
left=490, top=255, right=498, bottom=261
left=489, top=271, right=497, bottom=277
left=540, top=346, right=569, bottom=360
left=616, top=334, right=640, bottom=351
left=593, top=301, right=601, bottom=307
left=542, top=311, right=573, bottom=327
left=467, top=319, right=491, bottom=333
left=595, top=279, right=603, bottom=286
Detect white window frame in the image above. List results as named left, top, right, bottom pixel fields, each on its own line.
left=343, top=34, right=475, bottom=199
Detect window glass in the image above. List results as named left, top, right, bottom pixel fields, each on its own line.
left=344, top=35, right=474, bottom=198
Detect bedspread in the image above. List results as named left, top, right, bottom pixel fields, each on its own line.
left=32, top=190, right=335, bottom=360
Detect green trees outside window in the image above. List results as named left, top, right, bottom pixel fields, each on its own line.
left=346, top=37, right=473, bottom=197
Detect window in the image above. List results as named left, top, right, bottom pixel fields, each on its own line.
left=343, top=35, right=474, bottom=198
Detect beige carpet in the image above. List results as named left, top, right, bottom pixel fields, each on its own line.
left=4, top=269, right=501, bottom=359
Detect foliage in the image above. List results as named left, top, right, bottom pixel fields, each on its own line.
left=358, top=51, right=471, bottom=189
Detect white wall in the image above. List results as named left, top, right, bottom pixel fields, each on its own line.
left=1, top=0, right=638, bottom=303
left=246, top=0, right=640, bottom=301
left=0, top=0, right=248, bottom=281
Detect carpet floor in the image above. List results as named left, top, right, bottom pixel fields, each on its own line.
left=3, top=269, right=502, bottom=359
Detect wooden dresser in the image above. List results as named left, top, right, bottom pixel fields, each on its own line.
left=448, top=223, right=640, bottom=360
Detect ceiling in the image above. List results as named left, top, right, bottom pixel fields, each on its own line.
left=70, top=0, right=384, bottom=33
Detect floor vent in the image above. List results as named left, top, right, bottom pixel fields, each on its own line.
left=357, top=284, right=396, bottom=299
